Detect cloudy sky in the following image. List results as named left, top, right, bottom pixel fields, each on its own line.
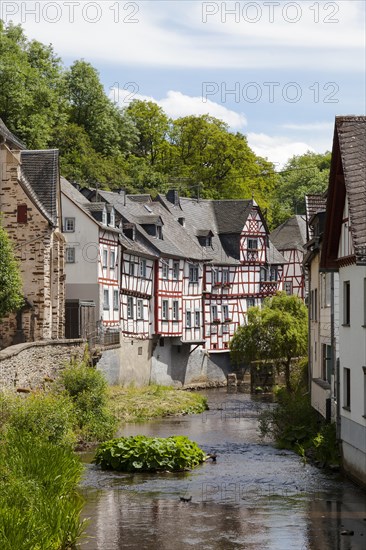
left=4, top=0, right=365, bottom=166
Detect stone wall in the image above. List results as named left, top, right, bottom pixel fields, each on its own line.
left=97, top=339, right=152, bottom=386
left=0, top=339, right=84, bottom=391
left=0, top=144, right=65, bottom=348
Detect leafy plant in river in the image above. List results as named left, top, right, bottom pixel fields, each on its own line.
left=95, top=435, right=206, bottom=472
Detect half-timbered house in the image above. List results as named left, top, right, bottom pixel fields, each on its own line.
left=61, top=178, right=121, bottom=338
left=158, top=193, right=285, bottom=356
left=0, top=119, right=65, bottom=348
left=270, top=215, right=307, bottom=299
left=319, top=115, right=366, bottom=487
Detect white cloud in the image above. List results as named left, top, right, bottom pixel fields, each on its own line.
left=247, top=133, right=315, bottom=168
left=112, top=88, right=247, bottom=129
left=6, top=1, right=365, bottom=71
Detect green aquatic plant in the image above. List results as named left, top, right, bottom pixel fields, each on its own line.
left=94, top=435, right=206, bottom=472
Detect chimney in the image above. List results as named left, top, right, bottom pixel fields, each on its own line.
left=166, top=189, right=179, bottom=206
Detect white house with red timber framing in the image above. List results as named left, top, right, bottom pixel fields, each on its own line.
left=270, top=215, right=307, bottom=299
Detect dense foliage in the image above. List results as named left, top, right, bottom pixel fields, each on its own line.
left=230, top=292, right=308, bottom=392
left=0, top=222, right=23, bottom=320
left=259, top=387, right=339, bottom=467
left=95, top=435, right=206, bottom=472
left=57, top=355, right=117, bottom=442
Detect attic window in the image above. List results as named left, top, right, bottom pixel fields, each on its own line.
left=102, top=208, right=107, bottom=225
left=110, top=208, right=115, bottom=227
left=204, top=236, right=212, bottom=247
left=124, top=224, right=135, bottom=241
left=17, top=204, right=28, bottom=224
left=178, top=217, right=185, bottom=227
left=156, top=225, right=163, bottom=239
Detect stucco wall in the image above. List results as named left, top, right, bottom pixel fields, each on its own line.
left=97, top=339, right=151, bottom=387
left=150, top=339, right=233, bottom=387
left=0, top=339, right=85, bottom=390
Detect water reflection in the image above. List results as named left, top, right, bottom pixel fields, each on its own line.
left=79, top=389, right=366, bottom=550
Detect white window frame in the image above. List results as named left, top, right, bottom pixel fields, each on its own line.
left=222, top=304, right=229, bottom=320
left=189, top=264, right=199, bottom=283
left=110, top=208, right=115, bottom=227
left=103, top=289, right=109, bottom=310
left=64, top=217, right=75, bottom=232
left=186, top=310, right=192, bottom=328
left=102, top=249, right=108, bottom=268
left=284, top=281, right=292, bottom=295
left=162, top=300, right=169, bottom=320
left=140, top=259, right=147, bottom=278
left=110, top=250, right=116, bottom=270
left=173, top=300, right=179, bottom=320
left=195, top=310, right=200, bottom=327
left=127, top=296, right=134, bottom=319
left=113, top=289, right=119, bottom=311
left=137, top=299, right=144, bottom=319
left=247, top=297, right=255, bottom=309
left=162, top=261, right=169, bottom=279
left=212, top=269, right=219, bottom=285
left=222, top=269, right=229, bottom=284
left=129, top=261, right=135, bottom=277
left=211, top=305, right=218, bottom=320
left=248, top=238, right=258, bottom=250
left=102, top=208, right=107, bottom=226
left=65, top=247, right=75, bottom=263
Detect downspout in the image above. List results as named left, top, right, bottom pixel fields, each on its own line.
left=307, top=264, right=312, bottom=393
left=331, top=271, right=340, bottom=438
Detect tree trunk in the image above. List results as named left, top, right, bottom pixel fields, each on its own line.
left=284, top=359, right=292, bottom=393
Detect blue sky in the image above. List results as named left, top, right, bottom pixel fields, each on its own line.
left=4, top=0, right=365, bottom=166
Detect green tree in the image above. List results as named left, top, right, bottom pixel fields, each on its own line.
left=0, top=21, right=67, bottom=148
left=230, top=293, right=308, bottom=392
left=0, top=223, right=23, bottom=319
left=126, top=100, right=169, bottom=166
left=272, top=151, right=331, bottom=226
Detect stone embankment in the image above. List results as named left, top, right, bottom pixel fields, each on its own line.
left=0, top=339, right=85, bottom=390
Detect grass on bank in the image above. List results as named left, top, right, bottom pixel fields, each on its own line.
left=107, top=384, right=208, bottom=423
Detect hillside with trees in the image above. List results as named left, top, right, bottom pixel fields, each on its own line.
left=0, top=21, right=330, bottom=227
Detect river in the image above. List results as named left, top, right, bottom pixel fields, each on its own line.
left=79, top=389, right=366, bottom=549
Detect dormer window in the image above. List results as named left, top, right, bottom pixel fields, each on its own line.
left=102, top=207, right=107, bottom=226
left=197, top=230, right=213, bottom=248
left=110, top=208, right=115, bottom=227
left=123, top=223, right=135, bottom=241
left=156, top=225, right=163, bottom=239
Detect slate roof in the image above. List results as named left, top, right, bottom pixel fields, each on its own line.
left=336, top=116, right=366, bottom=253
left=20, top=150, right=59, bottom=225
left=0, top=118, right=26, bottom=150
left=270, top=215, right=307, bottom=252
left=160, top=194, right=283, bottom=266
left=320, top=116, right=366, bottom=268
left=96, top=190, right=207, bottom=261
left=60, top=177, right=120, bottom=234
left=305, top=195, right=327, bottom=224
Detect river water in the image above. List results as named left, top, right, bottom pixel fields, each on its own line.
left=79, top=389, right=366, bottom=549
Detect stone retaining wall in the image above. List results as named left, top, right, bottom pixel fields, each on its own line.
left=0, top=339, right=85, bottom=391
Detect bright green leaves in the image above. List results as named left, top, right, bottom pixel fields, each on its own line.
left=95, top=435, right=206, bottom=472
left=0, top=223, right=23, bottom=320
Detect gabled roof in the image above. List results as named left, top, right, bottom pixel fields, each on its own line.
left=96, top=190, right=207, bottom=261
left=0, top=119, right=26, bottom=150
left=321, top=116, right=366, bottom=268
left=60, top=177, right=119, bottom=233
left=270, top=215, right=307, bottom=252
left=20, top=150, right=59, bottom=225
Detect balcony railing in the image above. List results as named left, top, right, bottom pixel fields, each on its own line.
left=260, top=281, right=278, bottom=294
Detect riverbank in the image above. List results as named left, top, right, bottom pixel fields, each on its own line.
left=107, top=384, right=208, bottom=424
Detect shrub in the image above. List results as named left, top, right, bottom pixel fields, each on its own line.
left=59, top=359, right=117, bottom=442
left=0, top=392, right=76, bottom=448
left=95, top=435, right=206, bottom=472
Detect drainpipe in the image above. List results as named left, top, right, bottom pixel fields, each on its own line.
left=307, top=265, right=312, bottom=393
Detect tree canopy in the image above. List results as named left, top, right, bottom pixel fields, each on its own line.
left=272, top=151, right=331, bottom=227
left=0, top=223, right=23, bottom=320
left=230, top=293, right=308, bottom=392
left=0, top=21, right=330, bottom=219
